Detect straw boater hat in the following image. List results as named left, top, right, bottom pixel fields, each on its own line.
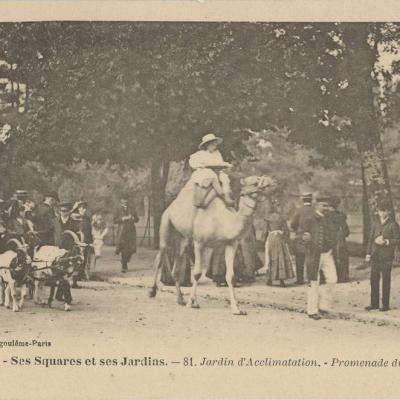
left=75, top=200, right=88, bottom=209
left=315, top=195, right=331, bottom=204
left=198, top=133, right=223, bottom=149
left=301, top=192, right=313, bottom=203
left=14, top=190, right=29, bottom=199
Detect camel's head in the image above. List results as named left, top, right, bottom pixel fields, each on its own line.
left=240, top=176, right=277, bottom=199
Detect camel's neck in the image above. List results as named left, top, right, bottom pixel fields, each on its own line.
left=238, top=195, right=258, bottom=218
left=226, top=195, right=258, bottom=239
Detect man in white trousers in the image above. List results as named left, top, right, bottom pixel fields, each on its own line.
left=303, top=196, right=337, bottom=320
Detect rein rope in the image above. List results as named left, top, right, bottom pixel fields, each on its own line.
left=28, top=255, right=83, bottom=281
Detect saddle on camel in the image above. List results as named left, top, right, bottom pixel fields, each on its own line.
left=149, top=133, right=276, bottom=315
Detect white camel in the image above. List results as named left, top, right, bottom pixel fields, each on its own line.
left=149, top=175, right=275, bottom=315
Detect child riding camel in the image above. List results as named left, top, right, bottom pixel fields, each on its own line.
left=189, top=133, right=234, bottom=208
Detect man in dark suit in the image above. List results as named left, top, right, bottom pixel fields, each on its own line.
left=113, top=195, right=139, bottom=273
left=57, top=202, right=78, bottom=234
left=290, top=193, right=314, bottom=284
left=365, top=200, right=400, bottom=312
left=35, top=191, right=59, bottom=245
left=73, top=201, right=95, bottom=283
left=304, top=195, right=337, bottom=320
left=55, top=202, right=81, bottom=288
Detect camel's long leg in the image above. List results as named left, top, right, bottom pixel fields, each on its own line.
left=0, top=279, right=4, bottom=306
left=225, top=242, right=246, bottom=315
left=149, top=249, right=165, bottom=298
left=172, top=239, right=188, bottom=306
left=188, top=241, right=203, bottom=308
left=149, top=208, right=175, bottom=298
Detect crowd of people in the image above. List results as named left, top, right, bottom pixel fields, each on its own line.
left=188, top=184, right=399, bottom=320
left=0, top=190, right=140, bottom=277
left=264, top=193, right=350, bottom=289
left=1, top=132, right=398, bottom=321
left=182, top=133, right=400, bottom=320
left=285, top=195, right=399, bottom=319
left=263, top=193, right=351, bottom=320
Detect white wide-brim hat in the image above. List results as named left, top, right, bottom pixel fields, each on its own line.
left=198, top=133, right=223, bottom=149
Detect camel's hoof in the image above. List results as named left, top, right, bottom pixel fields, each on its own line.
left=12, top=307, right=19, bottom=312
left=148, top=287, right=157, bottom=298
left=187, top=300, right=200, bottom=309
left=232, top=310, right=247, bottom=316
left=177, top=297, right=186, bottom=306
left=64, top=304, right=71, bottom=312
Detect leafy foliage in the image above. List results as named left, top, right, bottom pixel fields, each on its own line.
left=0, top=22, right=399, bottom=243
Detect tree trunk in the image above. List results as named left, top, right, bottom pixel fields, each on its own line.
left=361, top=163, right=371, bottom=249
left=342, top=24, right=394, bottom=236
left=24, top=82, right=29, bottom=113
left=16, top=80, right=20, bottom=109
left=151, top=156, right=170, bottom=249
left=10, top=77, right=14, bottom=108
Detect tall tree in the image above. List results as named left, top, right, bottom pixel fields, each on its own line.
left=340, top=24, right=394, bottom=244
left=1, top=22, right=399, bottom=248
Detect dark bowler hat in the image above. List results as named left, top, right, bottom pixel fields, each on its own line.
left=58, top=202, right=73, bottom=211
left=44, top=191, right=60, bottom=202
left=120, top=193, right=130, bottom=201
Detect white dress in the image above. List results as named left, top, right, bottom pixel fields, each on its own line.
left=189, top=150, right=230, bottom=189
left=92, top=224, right=108, bottom=257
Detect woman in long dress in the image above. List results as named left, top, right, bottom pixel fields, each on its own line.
left=236, top=225, right=263, bottom=282
left=265, top=212, right=295, bottom=287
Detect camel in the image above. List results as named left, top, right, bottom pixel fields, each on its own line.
left=149, top=175, right=276, bottom=315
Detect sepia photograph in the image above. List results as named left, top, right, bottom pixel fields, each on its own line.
left=1, top=2, right=400, bottom=398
